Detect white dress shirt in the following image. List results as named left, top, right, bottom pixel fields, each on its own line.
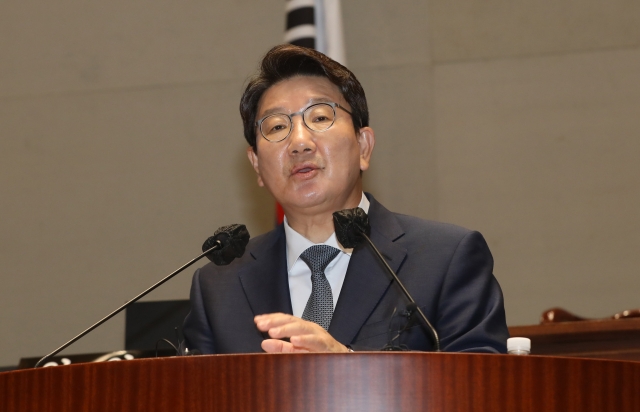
left=284, top=193, right=370, bottom=318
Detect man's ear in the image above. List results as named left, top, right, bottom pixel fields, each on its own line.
left=246, top=146, right=264, bottom=187
left=357, top=127, right=375, bottom=172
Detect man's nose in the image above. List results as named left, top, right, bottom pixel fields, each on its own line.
left=287, top=116, right=316, bottom=154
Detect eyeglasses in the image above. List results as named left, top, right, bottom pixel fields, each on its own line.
left=255, top=102, right=353, bottom=142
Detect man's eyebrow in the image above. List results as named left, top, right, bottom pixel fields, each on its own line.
left=258, top=97, right=336, bottom=118
left=259, top=106, right=289, bottom=118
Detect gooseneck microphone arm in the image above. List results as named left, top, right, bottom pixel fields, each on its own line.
left=333, top=208, right=440, bottom=352
left=34, top=244, right=221, bottom=368
left=359, top=233, right=441, bottom=352
left=34, top=223, right=251, bottom=368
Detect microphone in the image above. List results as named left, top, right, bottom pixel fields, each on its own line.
left=333, top=208, right=441, bottom=351
left=202, top=224, right=250, bottom=265
left=34, top=224, right=250, bottom=368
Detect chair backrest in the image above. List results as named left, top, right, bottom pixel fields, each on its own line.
left=125, top=299, right=191, bottom=350
left=541, top=307, right=640, bottom=323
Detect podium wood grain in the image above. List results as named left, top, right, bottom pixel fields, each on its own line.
left=1, top=352, right=639, bottom=411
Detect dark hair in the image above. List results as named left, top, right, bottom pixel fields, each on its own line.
left=240, top=44, right=369, bottom=150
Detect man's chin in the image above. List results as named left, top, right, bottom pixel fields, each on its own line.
left=282, top=197, right=324, bottom=211
left=280, top=192, right=361, bottom=216
left=279, top=192, right=331, bottom=212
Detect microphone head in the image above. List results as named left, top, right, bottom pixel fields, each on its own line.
left=202, top=224, right=250, bottom=265
left=332, top=207, right=371, bottom=248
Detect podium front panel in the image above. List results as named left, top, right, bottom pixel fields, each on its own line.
left=1, top=352, right=639, bottom=412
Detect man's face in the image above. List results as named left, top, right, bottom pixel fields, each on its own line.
left=247, top=75, right=374, bottom=217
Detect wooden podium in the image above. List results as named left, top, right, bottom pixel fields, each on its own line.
left=1, top=352, right=639, bottom=411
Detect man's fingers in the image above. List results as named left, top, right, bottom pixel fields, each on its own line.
left=291, top=334, right=349, bottom=352
left=290, top=334, right=331, bottom=351
left=255, top=313, right=321, bottom=338
left=254, top=313, right=299, bottom=331
left=255, top=313, right=349, bottom=353
left=261, top=339, right=309, bottom=353
left=266, top=321, right=318, bottom=339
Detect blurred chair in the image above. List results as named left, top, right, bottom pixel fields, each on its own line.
left=125, top=299, right=191, bottom=350
left=508, top=306, right=640, bottom=361
left=541, top=307, right=640, bottom=324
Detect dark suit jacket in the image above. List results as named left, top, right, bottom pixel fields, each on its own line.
left=183, top=195, right=509, bottom=353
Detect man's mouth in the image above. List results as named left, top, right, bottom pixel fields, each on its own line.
left=291, top=164, right=320, bottom=175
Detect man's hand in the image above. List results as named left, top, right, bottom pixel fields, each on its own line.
left=254, top=313, right=350, bottom=353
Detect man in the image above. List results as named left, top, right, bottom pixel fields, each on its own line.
left=183, top=44, right=509, bottom=354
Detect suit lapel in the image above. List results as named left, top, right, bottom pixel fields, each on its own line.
left=238, top=226, right=293, bottom=316
left=329, top=196, right=407, bottom=344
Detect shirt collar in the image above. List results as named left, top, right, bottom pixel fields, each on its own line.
left=284, top=193, right=370, bottom=271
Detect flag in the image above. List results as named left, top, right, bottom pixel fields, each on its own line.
left=276, top=0, right=347, bottom=225
left=285, top=0, right=346, bottom=65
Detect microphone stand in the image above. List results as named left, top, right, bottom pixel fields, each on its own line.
left=34, top=243, right=221, bottom=368
left=360, top=233, right=441, bottom=352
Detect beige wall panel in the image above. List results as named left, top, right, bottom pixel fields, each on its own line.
left=0, top=1, right=281, bottom=97
left=341, top=1, right=435, bottom=216
left=429, top=0, right=640, bottom=63
left=434, top=48, right=640, bottom=325
left=343, top=0, right=430, bottom=68
left=357, top=64, right=437, bottom=219
left=0, top=81, right=273, bottom=366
